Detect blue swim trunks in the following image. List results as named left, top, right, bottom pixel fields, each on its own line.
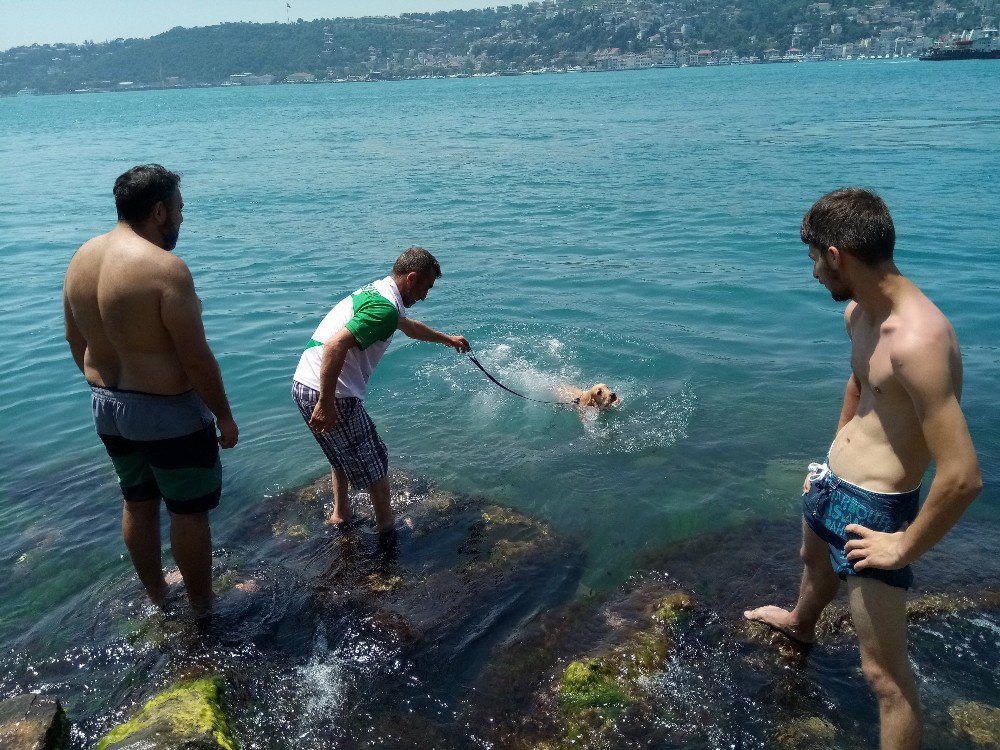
left=802, top=462, right=920, bottom=589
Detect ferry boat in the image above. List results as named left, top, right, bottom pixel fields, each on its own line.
left=920, top=28, right=1000, bottom=60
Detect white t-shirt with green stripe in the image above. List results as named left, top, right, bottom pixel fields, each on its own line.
left=293, top=276, right=408, bottom=400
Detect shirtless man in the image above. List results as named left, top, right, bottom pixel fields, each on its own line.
left=744, top=188, right=981, bottom=750
left=63, top=164, right=238, bottom=616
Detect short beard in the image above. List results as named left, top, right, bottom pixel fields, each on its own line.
left=162, top=226, right=179, bottom=252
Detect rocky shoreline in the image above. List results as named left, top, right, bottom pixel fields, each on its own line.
left=2, top=472, right=998, bottom=749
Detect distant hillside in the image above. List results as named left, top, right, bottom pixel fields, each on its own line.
left=1, top=0, right=988, bottom=94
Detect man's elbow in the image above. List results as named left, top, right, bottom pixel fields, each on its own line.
left=943, top=465, right=983, bottom=505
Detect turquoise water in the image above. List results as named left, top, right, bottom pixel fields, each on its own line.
left=1, top=61, right=998, bottom=746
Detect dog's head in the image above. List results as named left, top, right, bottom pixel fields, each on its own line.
left=581, top=383, right=619, bottom=409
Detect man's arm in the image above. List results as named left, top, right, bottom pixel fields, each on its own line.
left=309, top=327, right=359, bottom=433
left=837, top=301, right=861, bottom=431
left=397, top=317, right=470, bottom=352
left=63, top=286, right=87, bottom=374
left=160, top=262, right=239, bottom=448
left=846, top=332, right=982, bottom=570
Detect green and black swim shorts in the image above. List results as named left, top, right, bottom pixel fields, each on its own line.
left=91, top=384, right=222, bottom=514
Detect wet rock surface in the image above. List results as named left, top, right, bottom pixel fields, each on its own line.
left=950, top=701, right=1000, bottom=748
left=0, top=693, right=69, bottom=750
left=2, top=474, right=998, bottom=749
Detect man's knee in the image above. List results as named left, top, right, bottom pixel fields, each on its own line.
left=800, top=538, right=831, bottom=571
left=861, top=659, right=914, bottom=703
left=169, top=510, right=211, bottom=531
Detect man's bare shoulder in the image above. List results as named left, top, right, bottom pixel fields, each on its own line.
left=891, top=288, right=958, bottom=374
left=844, top=300, right=860, bottom=334
left=69, top=228, right=192, bottom=286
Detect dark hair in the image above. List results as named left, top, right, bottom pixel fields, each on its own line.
left=800, top=188, right=895, bottom=266
left=113, top=164, right=181, bottom=223
left=392, top=246, right=442, bottom=279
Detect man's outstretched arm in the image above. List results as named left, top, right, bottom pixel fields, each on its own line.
left=397, top=317, right=470, bottom=352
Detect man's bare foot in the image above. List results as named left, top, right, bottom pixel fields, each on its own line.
left=189, top=595, right=213, bottom=619
left=325, top=513, right=351, bottom=527
left=234, top=579, right=259, bottom=593
left=147, top=568, right=185, bottom=608
left=743, top=605, right=815, bottom=645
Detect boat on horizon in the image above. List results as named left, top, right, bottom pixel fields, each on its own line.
left=920, top=28, right=1000, bottom=60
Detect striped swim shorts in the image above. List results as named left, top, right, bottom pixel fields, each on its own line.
left=91, top=384, right=222, bottom=514
left=292, top=381, right=389, bottom=490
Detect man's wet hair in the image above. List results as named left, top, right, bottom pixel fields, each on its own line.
left=113, top=164, right=181, bottom=223
left=392, top=246, right=442, bottom=279
left=801, top=188, right=895, bottom=266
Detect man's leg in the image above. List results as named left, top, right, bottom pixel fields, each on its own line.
left=328, top=468, right=351, bottom=525
left=848, top=577, right=921, bottom=750
left=744, top=519, right=841, bottom=643
left=122, top=499, right=168, bottom=607
left=368, top=475, right=393, bottom=533
left=168, top=511, right=214, bottom=616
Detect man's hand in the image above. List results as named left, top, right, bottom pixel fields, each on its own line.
left=447, top=335, right=470, bottom=353
left=309, top=399, right=338, bottom=434
left=217, top=416, right=239, bottom=449
left=802, top=474, right=812, bottom=493
left=844, top=524, right=910, bottom=571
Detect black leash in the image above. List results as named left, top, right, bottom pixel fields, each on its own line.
left=466, top=351, right=577, bottom=405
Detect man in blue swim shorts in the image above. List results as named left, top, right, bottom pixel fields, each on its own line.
left=744, top=189, right=981, bottom=750
left=292, top=247, right=469, bottom=533
left=64, top=165, right=238, bottom=617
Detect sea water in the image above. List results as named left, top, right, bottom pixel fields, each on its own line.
left=0, top=60, right=997, bottom=746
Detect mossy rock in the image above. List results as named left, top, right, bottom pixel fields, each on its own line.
left=481, top=505, right=546, bottom=534
left=612, top=630, right=672, bottom=677
left=742, top=620, right=813, bottom=662
left=950, top=701, right=1000, bottom=748
left=488, top=538, right=537, bottom=565
left=653, top=592, right=692, bottom=624
left=367, top=572, right=404, bottom=593
left=271, top=520, right=309, bottom=539
left=97, top=676, right=236, bottom=750
left=774, top=716, right=836, bottom=749
left=560, top=658, right=632, bottom=715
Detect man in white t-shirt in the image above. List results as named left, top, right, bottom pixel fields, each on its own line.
left=292, top=247, right=469, bottom=532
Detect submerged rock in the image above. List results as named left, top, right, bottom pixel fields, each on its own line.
left=0, top=693, right=69, bottom=750
left=96, top=676, right=236, bottom=750
left=774, top=716, right=837, bottom=749
left=950, top=701, right=1000, bottom=748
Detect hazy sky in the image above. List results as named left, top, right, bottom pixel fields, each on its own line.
left=0, top=1, right=487, bottom=50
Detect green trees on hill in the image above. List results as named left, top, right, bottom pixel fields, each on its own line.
left=0, top=0, right=990, bottom=95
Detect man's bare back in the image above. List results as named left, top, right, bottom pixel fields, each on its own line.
left=829, top=279, right=963, bottom=494
left=64, top=227, right=199, bottom=395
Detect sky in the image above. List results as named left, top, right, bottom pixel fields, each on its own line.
left=0, top=1, right=487, bottom=51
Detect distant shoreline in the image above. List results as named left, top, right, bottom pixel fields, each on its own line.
left=5, top=55, right=927, bottom=99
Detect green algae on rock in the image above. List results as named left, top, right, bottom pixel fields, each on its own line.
left=560, top=658, right=632, bottom=714
left=950, top=701, right=1000, bottom=748
left=97, top=677, right=236, bottom=750
left=653, top=592, right=692, bottom=625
